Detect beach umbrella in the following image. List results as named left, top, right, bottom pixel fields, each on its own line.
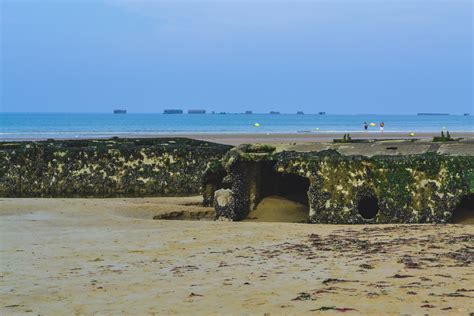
left=254, top=123, right=261, bottom=127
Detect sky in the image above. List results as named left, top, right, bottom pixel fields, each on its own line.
left=0, top=0, right=472, bottom=114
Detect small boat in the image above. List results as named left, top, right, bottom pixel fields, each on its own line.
left=113, top=109, right=127, bottom=114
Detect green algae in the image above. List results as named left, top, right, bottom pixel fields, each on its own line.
left=0, top=138, right=232, bottom=198
left=211, top=147, right=474, bottom=224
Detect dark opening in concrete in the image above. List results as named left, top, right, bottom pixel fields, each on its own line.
left=452, top=193, right=474, bottom=224
left=275, top=173, right=310, bottom=205
left=259, top=163, right=310, bottom=205
left=357, top=196, right=379, bottom=219
left=247, top=163, right=310, bottom=222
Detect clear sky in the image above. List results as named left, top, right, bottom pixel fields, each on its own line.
left=1, top=0, right=472, bottom=114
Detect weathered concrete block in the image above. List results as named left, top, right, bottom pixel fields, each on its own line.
left=0, top=138, right=232, bottom=198
left=215, top=189, right=233, bottom=207
left=210, top=142, right=474, bottom=224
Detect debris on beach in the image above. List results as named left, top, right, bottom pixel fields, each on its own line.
left=310, top=306, right=357, bottom=312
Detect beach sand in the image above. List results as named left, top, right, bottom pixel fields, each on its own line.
left=1, top=197, right=473, bottom=315
left=180, top=132, right=474, bottom=146
left=7, top=131, right=474, bottom=146
left=244, top=196, right=309, bottom=223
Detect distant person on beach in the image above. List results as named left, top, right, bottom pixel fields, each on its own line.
left=380, top=122, right=385, bottom=133
left=363, top=122, right=368, bottom=132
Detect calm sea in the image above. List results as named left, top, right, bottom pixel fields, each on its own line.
left=0, top=113, right=472, bottom=139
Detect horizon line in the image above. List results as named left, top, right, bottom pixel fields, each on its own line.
left=1, top=112, right=471, bottom=116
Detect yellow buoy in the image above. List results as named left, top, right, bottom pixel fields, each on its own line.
left=369, top=123, right=376, bottom=127
left=409, top=132, right=415, bottom=137
left=254, top=123, right=260, bottom=127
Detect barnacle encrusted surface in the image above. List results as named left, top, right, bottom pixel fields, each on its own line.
left=2, top=137, right=473, bottom=224
left=210, top=142, right=474, bottom=223
left=0, top=138, right=232, bottom=197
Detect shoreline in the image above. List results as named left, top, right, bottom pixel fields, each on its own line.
left=2, top=131, right=473, bottom=145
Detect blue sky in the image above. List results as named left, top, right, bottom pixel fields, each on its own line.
left=1, top=0, right=472, bottom=114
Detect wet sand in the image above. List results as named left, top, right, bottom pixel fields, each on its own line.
left=1, top=197, right=473, bottom=315
left=5, top=131, right=474, bottom=146
left=180, top=132, right=474, bottom=146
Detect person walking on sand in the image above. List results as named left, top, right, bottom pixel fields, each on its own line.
left=380, top=121, right=385, bottom=133
left=363, top=122, right=368, bottom=132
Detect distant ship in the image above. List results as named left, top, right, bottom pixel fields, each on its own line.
left=245, top=111, right=253, bottom=115
left=163, top=109, right=183, bottom=114
left=297, top=111, right=304, bottom=115
left=464, top=113, right=470, bottom=116
left=269, top=111, right=281, bottom=115
left=417, top=113, right=450, bottom=116
left=318, top=112, right=326, bottom=115
left=188, top=109, right=206, bottom=114
left=113, top=109, right=127, bottom=114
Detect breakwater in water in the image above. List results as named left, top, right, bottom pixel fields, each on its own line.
left=0, top=138, right=231, bottom=197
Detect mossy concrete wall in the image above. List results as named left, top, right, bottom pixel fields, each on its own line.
left=0, top=138, right=232, bottom=197
left=211, top=144, right=474, bottom=224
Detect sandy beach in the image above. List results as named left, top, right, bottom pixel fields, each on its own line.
left=4, top=131, right=474, bottom=146
left=1, top=197, right=473, bottom=315
left=176, top=132, right=474, bottom=146
left=3, top=1, right=473, bottom=314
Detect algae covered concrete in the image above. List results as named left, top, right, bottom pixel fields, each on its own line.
left=0, top=138, right=232, bottom=197
left=210, top=140, right=474, bottom=224
left=1, top=136, right=473, bottom=224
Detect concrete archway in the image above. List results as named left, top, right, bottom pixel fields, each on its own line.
left=246, top=164, right=310, bottom=222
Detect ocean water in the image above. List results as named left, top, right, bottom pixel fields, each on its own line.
left=0, top=113, right=472, bottom=139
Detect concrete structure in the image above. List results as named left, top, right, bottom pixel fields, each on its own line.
left=203, top=140, right=474, bottom=224
left=0, top=138, right=231, bottom=197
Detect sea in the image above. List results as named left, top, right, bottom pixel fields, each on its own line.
left=0, top=112, right=472, bottom=140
